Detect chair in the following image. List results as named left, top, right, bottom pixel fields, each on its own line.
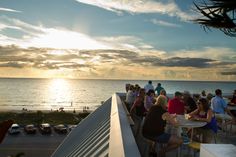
left=188, top=141, right=201, bottom=157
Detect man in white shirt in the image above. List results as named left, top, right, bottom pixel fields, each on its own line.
left=144, top=80, right=154, bottom=93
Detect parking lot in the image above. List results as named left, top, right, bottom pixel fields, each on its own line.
left=0, top=127, right=69, bottom=157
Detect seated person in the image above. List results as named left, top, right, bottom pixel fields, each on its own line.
left=188, top=98, right=217, bottom=143
left=168, top=91, right=185, bottom=115
left=183, top=91, right=197, bottom=114
left=144, top=89, right=155, bottom=111
left=229, top=90, right=236, bottom=118
left=142, top=95, right=183, bottom=157
left=211, top=89, right=234, bottom=117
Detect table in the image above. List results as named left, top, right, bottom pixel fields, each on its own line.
left=176, top=115, right=207, bottom=129
left=175, top=115, right=207, bottom=157
left=200, top=144, right=236, bottom=157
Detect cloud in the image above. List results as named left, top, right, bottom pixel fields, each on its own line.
left=75, top=0, right=195, bottom=21
left=151, top=19, right=181, bottom=28
left=0, top=45, right=236, bottom=80
left=0, top=7, right=21, bottom=13
left=170, top=47, right=236, bottom=62
left=1, top=16, right=154, bottom=51
left=221, top=71, right=236, bottom=75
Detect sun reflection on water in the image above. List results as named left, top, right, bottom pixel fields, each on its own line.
left=48, top=78, right=71, bottom=109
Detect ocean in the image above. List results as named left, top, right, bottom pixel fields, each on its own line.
left=0, top=78, right=235, bottom=111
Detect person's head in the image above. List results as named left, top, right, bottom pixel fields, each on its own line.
left=148, top=80, right=152, bottom=84
left=201, top=90, right=206, bottom=96
left=160, top=89, right=166, bottom=96
left=206, top=93, right=213, bottom=101
left=157, top=83, right=161, bottom=87
left=129, top=85, right=134, bottom=91
left=147, top=89, right=155, bottom=96
left=125, top=84, right=130, bottom=92
left=155, top=95, right=168, bottom=108
left=138, top=88, right=145, bottom=97
left=175, top=91, right=183, bottom=99
left=215, top=89, right=222, bottom=96
left=135, top=84, right=140, bottom=91
left=197, top=98, right=209, bottom=112
left=183, top=91, right=191, bottom=97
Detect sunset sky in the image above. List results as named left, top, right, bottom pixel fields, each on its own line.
left=0, top=0, right=236, bottom=80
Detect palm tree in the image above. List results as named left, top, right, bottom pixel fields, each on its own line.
left=193, top=0, right=236, bottom=37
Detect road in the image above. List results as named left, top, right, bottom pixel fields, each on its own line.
left=0, top=129, right=67, bottom=157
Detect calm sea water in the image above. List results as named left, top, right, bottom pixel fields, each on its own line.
left=0, top=78, right=235, bottom=111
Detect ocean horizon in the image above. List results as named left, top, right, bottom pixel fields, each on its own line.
left=0, top=78, right=235, bottom=112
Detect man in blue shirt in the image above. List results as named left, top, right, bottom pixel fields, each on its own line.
left=211, top=89, right=227, bottom=114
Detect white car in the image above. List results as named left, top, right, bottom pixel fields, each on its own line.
left=8, top=124, right=21, bottom=134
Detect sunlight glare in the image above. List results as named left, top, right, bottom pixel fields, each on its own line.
left=48, top=79, right=71, bottom=109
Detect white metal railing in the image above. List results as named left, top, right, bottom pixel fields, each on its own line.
left=109, top=93, right=141, bottom=157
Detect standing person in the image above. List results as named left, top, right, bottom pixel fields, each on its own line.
left=200, top=90, right=207, bottom=98
left=144, top=89, right=155, bottom=111
left=168, top=91, right=185, bottom=115
left=125, top=85, right=135, bottom=111
left=144, top=80, right=154, bottom=93
left=155, top=83, right=164, bottom=96
left=188, top=98, right=218, bottom=143
left=125, top=83, right=130, bottom=93
left=130, top=88, right=146, bottom=119
left=142, top=95, right=183, bottom=157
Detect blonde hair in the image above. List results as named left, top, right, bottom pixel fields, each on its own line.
left=155, top=95, right=167, bottom=107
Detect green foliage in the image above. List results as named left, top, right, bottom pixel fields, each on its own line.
left=0, top=111, right=90, bottom=126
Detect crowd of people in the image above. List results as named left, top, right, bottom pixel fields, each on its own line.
left=125, top=81, right=236, bottom=157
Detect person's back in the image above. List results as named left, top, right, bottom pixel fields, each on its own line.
left=211, top=89, right=227, bottom=114
left=168, top=91, right=185, bottom=115
left=125, top=85, right=135, bottom=110
left=142, top=105, right=166, bottom=138
left=144, top=80, right=154, bottom=93
left=155, top=83, right=164, bottom=96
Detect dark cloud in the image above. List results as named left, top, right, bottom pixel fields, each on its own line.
left=130, top=56, right=216, bottom=68
left=0, top=61, right=27, bottom=68
left=221, top=71, right=236, bottom=75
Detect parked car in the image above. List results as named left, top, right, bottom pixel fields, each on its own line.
left=54, top=124, right=67, bottom=134
left=39, top=123, right=52, bottom=134
left=8, top=124, right=21, bottom=135
left=68, top=125, right=77, bottom=132
left=24, top=124, right=37, bottom=134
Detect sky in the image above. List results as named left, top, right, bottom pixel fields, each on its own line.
left=0, top=0, right=236, bottom=81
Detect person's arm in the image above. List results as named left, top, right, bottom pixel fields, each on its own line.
left=188, top=108, right=199, bottom=117
left=162, top=112, right=178, bottom=126
left=195, top=109, right=213, bottom=123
